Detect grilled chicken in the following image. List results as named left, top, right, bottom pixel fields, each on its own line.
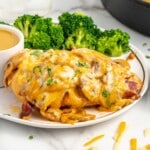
left=3, top=48, right=143, bottom=124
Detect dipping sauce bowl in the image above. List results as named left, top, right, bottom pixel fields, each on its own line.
left=0, top=24, right=24, bottom=87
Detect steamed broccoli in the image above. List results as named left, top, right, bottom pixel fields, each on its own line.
left=30, top=32, right=51, bottom=50
left=59, top=12, right=130, bottom=56
left=96, top=29, right=130, bottom=57
left=14, top=15, right=40, bottom=39
left=65, top=28, right=97, bottom=50
left=13, top=15, right=64, bottom=50
left=48, top=23, right=65, bottom=49
left=58, top=12, right=101, bottom=50
left=13, top=13, right=130, bottom=57
left=58, top=12, right=101, bottom=38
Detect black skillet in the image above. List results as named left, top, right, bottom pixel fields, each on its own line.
left=102, top=0, right=150, bottom=36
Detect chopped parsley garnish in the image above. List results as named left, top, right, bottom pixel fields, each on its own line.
left=47, top=78, right=57, bottom=86
left=3, top=113, right=11, bottom=116
left=50, top=53, right=53, bottom=57
left=142, top=43, right=147, bottom=46
left=72, top=70, right=82, bottom=79
left=33, top=66, right=42, bottom=74
left=47, top=67, right=52, bottom=75
left=102, top=90, right=109, bottom=98
left=28, top=135, right=33, bottom=140
left=146, top=55, right=150, bottom=59
left=78, top=61, right=89, bottom=68
left=30, top=50, right=43, bottom=57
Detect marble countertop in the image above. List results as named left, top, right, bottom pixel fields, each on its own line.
left=0, top=0, right=150, bottom=150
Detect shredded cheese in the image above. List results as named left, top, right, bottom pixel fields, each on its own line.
left=114, top=121, right=127, bottom=142
left=144, top=128, right=150, bottom=137
left=130, top=138, right=137, bottom=150
left=113, top=121, right=127, bottom=150
left=87, top=147, right=99, bottom=150
left=84, top=134, right=104, bottom=147
left=113, top=141, right=120, bottom=150
left=145, top=144, right=150, bottom=150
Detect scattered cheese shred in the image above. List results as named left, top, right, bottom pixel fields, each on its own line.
left=145, top=144, right=150, bottom=150
left=84, top=134, right=105, bottom=147
left=144, top=128, right=150, bottom=137
left=113, top=121, right=127, bottom=150
left=113, top=141, right=120, bottom=150
left=130, top=138, right=137, bottom=150
left=114, top=121, right=127, bottom=142
left=87, top=147, right=99, bottom=150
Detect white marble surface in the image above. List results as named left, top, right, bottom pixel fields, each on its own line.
left=1, top=0, right=150, bottom=150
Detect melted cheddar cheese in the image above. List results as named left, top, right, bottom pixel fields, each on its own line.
left=3, top=48, right=143, bottom=124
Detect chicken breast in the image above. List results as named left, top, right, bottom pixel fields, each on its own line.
left=3, top=48, right=143, bottom=124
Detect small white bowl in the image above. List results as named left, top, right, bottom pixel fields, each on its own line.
left=0, top=24, right=24, bottom=87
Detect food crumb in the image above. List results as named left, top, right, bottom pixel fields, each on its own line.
left=3, top=113, right=11, bottom=116
left=28, top=135, right=33, bottom=140
left=127, top=52, right=135, bottom=60
left=143, top=43, right=147, bottom=46
left=145, top=55, right=150, bottom=59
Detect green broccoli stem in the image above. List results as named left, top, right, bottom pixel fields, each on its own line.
left=76, top=30, right=84, bottom=47
left=24, top=20, right=31, bottom=38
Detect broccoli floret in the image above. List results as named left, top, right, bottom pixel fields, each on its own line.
left=30, top=17, right=52, bottom=36
left=96, top=29, right=130, bottom=57
left=24, top=40, right=32, bottom=49
left=59, top=12, right=101, bottom=39
left=59, top=12, right=101, bottom=50
left=65, top=28, right=97, bottom=50
left=14, top=15, right=41, bottom=39
left=13, top=15, right=64, bottom=50
left=28, top=23, right=64, bottom=50
left=30, top=32, right=51, bottom=50
left=13, top=13, right=130, bottom=56
left=48, top=23, right=64, bottom=49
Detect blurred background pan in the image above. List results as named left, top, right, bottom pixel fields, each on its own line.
left=102, top=0, right=150, bottom=36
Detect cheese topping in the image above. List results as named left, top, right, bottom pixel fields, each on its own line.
left=4, top=48, right=143, bottom=123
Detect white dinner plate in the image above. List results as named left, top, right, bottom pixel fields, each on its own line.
left=0, top=44, right=149, bottom=128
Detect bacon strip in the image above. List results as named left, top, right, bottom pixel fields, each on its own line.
left=123, top=80, right=140, bottom=99
left=20, top=102, right=32, bottom=118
